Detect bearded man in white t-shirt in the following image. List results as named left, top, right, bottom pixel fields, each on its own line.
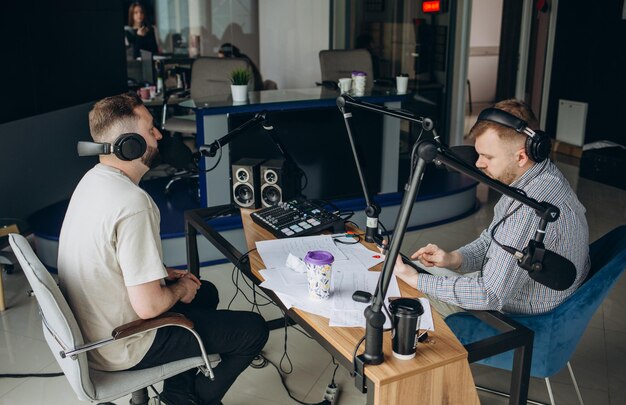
left=58, top=92, right=268, bottom=405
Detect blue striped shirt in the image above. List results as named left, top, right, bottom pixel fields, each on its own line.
left=416, top=160, right=590, bottom=314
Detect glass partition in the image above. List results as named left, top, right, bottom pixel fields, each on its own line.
left=125, top=0, right=456, bottom=142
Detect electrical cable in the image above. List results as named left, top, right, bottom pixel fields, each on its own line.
left=261, top=354, right=330, bottom=405
left=201, top=142, right=223, bottom=172
left=333, top=234, right=361, bottom=245
left=343, top=221, right=365, bottom=236
left=0, top=372, right=63, bottom=378
left=490, top=203, right=525, bottom=251
left=351, top=335, right=366, bottom=378
left=226, top=249, right=315, bottom=380
left=378, top=219, right=390, bottom=246
left=227, top=248, right=275, bottom=311
left=330, top=357, right=339, bottom=385
left=278, top=310, right=294, bottom=374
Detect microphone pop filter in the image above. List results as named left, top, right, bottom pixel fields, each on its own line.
left=527, top=249, right=577, bottom=291
left=77, top=141, right=107, bottom=157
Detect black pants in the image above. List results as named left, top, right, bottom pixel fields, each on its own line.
left=131, top=281, right=269, bottom=405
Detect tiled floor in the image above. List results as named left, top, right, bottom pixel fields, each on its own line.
left=1, top=158, right=625, bottom=404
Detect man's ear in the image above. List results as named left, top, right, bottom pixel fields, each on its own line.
left=515, top=147, right=531, bottom=167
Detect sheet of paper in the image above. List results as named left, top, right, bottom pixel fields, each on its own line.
left=415, top=297, right=435, bottom=331
left=329, top=272, right=401, bottom=328
left=256, top=235, right=347, bottom=269
left=260, top=269, right=334, bottom=318
left=258, top=260, right=435, bottom=331
left=336, top=242, right=385, bottom=269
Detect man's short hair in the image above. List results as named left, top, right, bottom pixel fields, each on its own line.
left=88, top=92, right=143, bottom=143
left=469, top=99, right=540, bottom=146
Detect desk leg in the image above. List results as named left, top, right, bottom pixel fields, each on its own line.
left=185, top=219, right=200, bottom=278
left=509, top=338, right=533, bottom=405
left=0, top=265, right=5, bottom=311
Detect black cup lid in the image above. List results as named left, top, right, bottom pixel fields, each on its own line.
left=389, top=298, right=424, bottom=316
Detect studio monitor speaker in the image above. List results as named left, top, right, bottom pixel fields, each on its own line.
left=231, top=158, right=265, bottom=208
left=260, top=158, right=300, bottom=208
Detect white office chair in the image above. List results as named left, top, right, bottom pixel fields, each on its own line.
left=162, top=57, right=254, bottom=135
left=8, top=233, right=220, bottom=404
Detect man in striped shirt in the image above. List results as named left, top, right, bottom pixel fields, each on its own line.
left=394, top=99, right=590, bottom=316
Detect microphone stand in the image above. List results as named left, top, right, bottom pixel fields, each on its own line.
left=336, top=96, right=381, bottom=243
left=198, top=111, right=268, bottom=158
left=337, top=96, right=568, bottom=392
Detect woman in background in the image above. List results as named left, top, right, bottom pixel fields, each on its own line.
left=125, top=2, right=159, bottom=59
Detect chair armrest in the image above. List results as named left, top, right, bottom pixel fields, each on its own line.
left=61, top=312, right=193, bottom=357
left=61, top=311, right=218, bottom=380
left=112, top=312, right=193, bottom=340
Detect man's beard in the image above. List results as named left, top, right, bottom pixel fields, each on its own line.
left=141, top=145, right=160, bottom=168
left=481, top=163, right=518, bottom=185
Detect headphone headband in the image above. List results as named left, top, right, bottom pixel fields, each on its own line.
left=477, top=107, right=551, bottom=163
left=478, top=108, right=532, bottom=135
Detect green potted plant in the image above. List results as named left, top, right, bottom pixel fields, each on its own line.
left=229, top=68, right=251, bottom=102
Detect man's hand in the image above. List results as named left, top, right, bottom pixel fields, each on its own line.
left=393, top=254, right=418, bottom=288
left=166, top=268, right=201, bottom=286
left=412, top=244, right=462, bottom=270
left=176, top=276, right=200, bottom=304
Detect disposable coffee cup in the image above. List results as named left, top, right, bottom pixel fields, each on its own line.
left=304, top=250, right=334, bottom=300
left=351, top=71, right=367, bottom=96
left=396, top=74, right=409, bottom=94
left=389, top=298, right=424, bottom=360
left=338, top=78, right=352, bottom=93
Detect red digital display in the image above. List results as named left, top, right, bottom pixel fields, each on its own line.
left=422, top=1, right=441, bottom=13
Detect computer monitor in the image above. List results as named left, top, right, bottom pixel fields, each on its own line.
left=140, top=50, right=154, bottom=85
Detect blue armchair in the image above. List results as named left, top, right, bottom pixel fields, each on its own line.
left=445, top=225, right=626, bottom=405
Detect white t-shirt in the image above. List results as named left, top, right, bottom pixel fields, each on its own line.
left=58, top=164, right=167, bottom=371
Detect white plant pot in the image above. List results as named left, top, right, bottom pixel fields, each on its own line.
left=230, top=84, right=248, bottom=102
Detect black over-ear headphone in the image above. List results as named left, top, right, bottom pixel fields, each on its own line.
left=477, top=108, right=551, bottom=163
left=77, top=133, right=147, bottom=161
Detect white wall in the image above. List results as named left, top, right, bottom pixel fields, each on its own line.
left=259, top=0, right=330, bottom=89
left=468, top=0, right=502, bottom=103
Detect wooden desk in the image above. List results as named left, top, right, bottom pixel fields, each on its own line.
left=185, top=205, right=533, bottom=404
left=237, top=209, right=479, bottom=405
